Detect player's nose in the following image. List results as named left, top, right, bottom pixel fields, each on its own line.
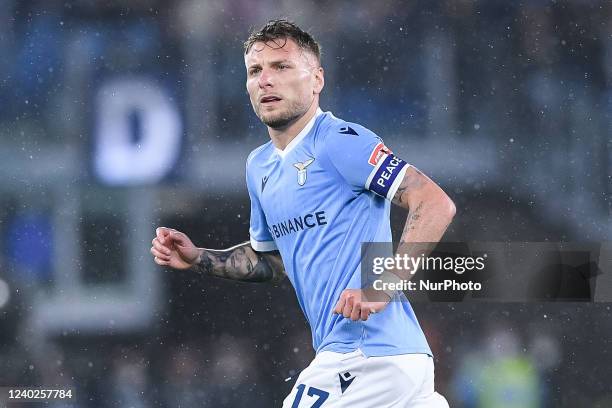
left=258, top=68, right=274, bottom=89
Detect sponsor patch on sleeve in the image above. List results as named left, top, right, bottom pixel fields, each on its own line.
left=365, top=153, right=409, bottom=199
left=368, top=142, right=393, bottom=166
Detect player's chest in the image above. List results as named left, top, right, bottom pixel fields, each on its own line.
left=257, top=152, right=337, bottom=215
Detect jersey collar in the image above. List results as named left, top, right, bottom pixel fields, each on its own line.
left=275, top=108, right=323, bottom=158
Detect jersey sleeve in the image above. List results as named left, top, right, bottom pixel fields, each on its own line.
left=246, top=160, right=278, bottom=252
left=320, top=122, right=409, bottom=200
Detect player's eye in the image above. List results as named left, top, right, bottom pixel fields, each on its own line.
left=249, top=68, right=261, bottom=76
left=278, top=64, right=289, bottom=70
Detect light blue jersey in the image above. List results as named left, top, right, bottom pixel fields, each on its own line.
left=246, top=109, right=431, bottom=357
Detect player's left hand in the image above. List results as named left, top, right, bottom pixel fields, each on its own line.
left=333, top=288, right=391, bottom=321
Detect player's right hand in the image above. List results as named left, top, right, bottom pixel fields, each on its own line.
left=150, top=227, right=201, bottom=270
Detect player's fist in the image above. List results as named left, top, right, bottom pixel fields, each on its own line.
left=333, top=288, right=391, bottom=321
left=150, top=227, right=201, bottom=270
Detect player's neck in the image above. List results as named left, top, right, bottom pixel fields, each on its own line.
left=268, top=103, right=319, bottom=151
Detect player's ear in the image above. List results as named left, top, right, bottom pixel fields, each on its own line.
left=313, top=66, right=324, bottom=95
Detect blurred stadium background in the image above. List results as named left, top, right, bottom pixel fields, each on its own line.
left=0, top=0, right=611, bottom=407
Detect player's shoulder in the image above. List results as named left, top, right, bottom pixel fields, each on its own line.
left=315, top=111, right=380, bottom=141
left=246, top=141, right=275, bottom=169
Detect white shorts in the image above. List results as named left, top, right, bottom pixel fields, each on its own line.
left=282, top=349, right=448, bottom=408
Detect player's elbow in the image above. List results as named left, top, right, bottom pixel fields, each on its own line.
left=444, top=195, right=456, bottom=221
left=430, top=190, right=456, bottom=225
left=405, top=181, right=456, bottom=224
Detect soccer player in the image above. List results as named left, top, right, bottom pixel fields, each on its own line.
left=151, top=19, right=454, bottom=407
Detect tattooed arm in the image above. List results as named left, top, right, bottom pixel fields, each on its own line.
left=390, top=166, right=456, bottom=277
left=194, top=242, right=285, bottom=283
left=332, top=165, right=455, bottom=321
left=151, top=228, right=285, bottom=283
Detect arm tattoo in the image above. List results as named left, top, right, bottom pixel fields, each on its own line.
left=388, top=166, right=455, bottom=277
left=193, top=242, right=285, bottom=283
left=392, top=166, right=425, bottom=206
left=405, top=201, right=423, bottom=232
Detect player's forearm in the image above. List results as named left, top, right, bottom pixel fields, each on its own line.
left=391, top=167, right=456, bottom=279
left=399, top=195, right=455, bottom=245
left=398, top=198, right=454, bottom=254
left=192, top=241, right=285, bottom=283
left=383, top=200, right=454, bottom=282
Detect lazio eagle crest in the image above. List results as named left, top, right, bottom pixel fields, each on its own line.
left=293, top=158, right=315, bottom=186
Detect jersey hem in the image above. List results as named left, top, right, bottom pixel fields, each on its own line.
left=316, top=344, right=433, bottom=358
left=250, top=237, right=278, bottom=252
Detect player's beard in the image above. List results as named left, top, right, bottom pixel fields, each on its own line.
left=255, top=98, right=309, bottom=129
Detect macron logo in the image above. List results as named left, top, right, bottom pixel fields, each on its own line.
left=338, top=372, right=356, bottom=394
left=261, top=175, right=269, bottom=192
left=339, top=126, right=359, bottom=136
